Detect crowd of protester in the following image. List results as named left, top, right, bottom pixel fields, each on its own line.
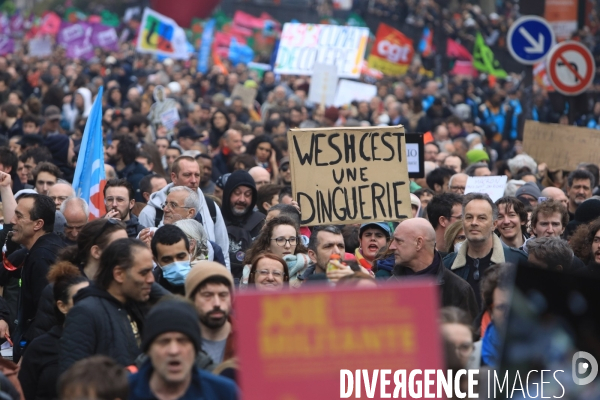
left=0, top=2, right=595, bottom=399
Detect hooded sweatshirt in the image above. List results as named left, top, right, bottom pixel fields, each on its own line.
left=138, top=183, right=230, bottom=269
left=62, top=87, right=92, bottom=131
left=221, top=171, right=265, bottom=278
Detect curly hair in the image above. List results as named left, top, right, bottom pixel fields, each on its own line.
left=243, top=215, right=307, bottom=264
left=569, top=218, right=600, bottom=264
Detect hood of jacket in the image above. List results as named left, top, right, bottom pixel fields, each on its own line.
left=72, top=283, right=124, bottom=306
left=222, top=170, right=258, bottom=223
left=76, top=87, right=93, bottom=117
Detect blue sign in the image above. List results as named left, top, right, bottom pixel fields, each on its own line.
left=507, top=16, right=555, bottom=65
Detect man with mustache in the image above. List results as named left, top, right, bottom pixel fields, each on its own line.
left=221, top=170, right=265, bottom=282
left=185, top=262, right=235, bottom=366
left=566, top=170, right=594, bottom=221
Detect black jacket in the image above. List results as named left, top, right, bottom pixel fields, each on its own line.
left=117, top=162, right=150, bottom=202
left=126, top=215, right=145, bottom=239
left=15, top=233, right=64, bottom=359
left=389, top=251, right=479, bottom=321
left=59, top=284, right=155, bottom=374
left=18, top=325, right=61, bottom=400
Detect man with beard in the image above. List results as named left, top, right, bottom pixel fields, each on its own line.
left=196, top=154, right=215, bottom=195
left=566, top=170, right=594, bottom=221
left=443, top=193, right=527, bottom=308
left=103, top=179, right=144, bottom=238
left=185, top=262, right=235, bottom=365
left=221, top=170, right=265, bottom=281
left=566, top=218, right=600, bottom=275
left=105, top=135, right=150, bottom=196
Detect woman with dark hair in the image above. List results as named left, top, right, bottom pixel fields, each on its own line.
left=209, top=109, right=230, bottom=149
left=105, top=87, right=123, bottom=109
left=245, top=135, right=280, bottom=176
left=19, top=262, right=89, bottom=400
left=241, top=216, right=310, bottom=288
left=248, top=252, right=289, bottom=291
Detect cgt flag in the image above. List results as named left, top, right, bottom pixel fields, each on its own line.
left=368, top=23, right=414, bottom=76
left=72, top=87, right=106, bottom=220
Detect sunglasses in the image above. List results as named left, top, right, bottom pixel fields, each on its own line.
left=280, top=165, right=289, bottom=172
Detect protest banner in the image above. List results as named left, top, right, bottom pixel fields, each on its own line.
left=288, top=125, right=411, bottom=225
left=159, top=108, right=180, bottom=130
left=29, top=37, right=53, bottom=57
left=308, top=63, right=338, bottom=106
left=545, top=0, right=578, bottom=40
left=333, top=79, right=377, bottom=107
left=464, top=175, right=508, bottom=202
left=274, top=23, right=369, bottom=78
left=231, top=84, right=257, bottom=108
left=235, top=280, right=444, bottom=400
left=367, top=23, right=414, bottom=76
left=136, top=8, right=189, bottom=60
left=523, top=120, right=600, bottom=171
left=0, top=37, right=14, bottom=56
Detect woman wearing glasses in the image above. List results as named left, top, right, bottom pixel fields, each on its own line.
left=240, top=216, right=310, bottom=289
left=247, top=252, right=289, bottom=291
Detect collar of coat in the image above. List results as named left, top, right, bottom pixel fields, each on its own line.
left=451, top=234, right=505, bottom=270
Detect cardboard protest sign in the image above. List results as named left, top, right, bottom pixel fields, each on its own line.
left=29, top=37, right=53, bottom=57
left=231, top=84, right=257, bottom=108
left=523, top=120, right=600, bottom=171
left=464, top=175, right=508, bottom=202
left=288, top=125, right=411, bottom=225
left=274, top=23, right=369, bottom=78
left=235, top=281, right=445, bottom=400
left=333, top=79, right=377, bottom=107
left=308, top=63, right=338, bottom=106
left=368, top=23, right=414, bottom=76
left=159, top=108, right=180, bottom=130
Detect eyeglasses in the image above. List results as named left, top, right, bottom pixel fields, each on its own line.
left=271, top=236, right=298, bottom=247
left=453, top=343, right=474, bottom=355
left=105, top=196, right=128, bottom=205
left=280, top=165, right=289, bottom=172
left=450, top=186, right=466, bottom=192
left=450, top=214, right=463, bottom=221
left=257, top=269, right=284, bottom=278
left=162, top=202, right=192, bottom=211
left=64, top=223, right=86, bottom=231
left=472, top=258, right=480, bottom=281
left=91, top=218, right=120, bottom=245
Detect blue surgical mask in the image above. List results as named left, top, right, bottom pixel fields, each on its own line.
left=161, top=258, right=191, bottom=286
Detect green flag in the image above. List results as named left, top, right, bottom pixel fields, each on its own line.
left=101, top=10, right=120, bottom=27
left=472, top=32, right=507, bottom=78
left=213, top=10, right=231, bottom=31
left=346, top=12, right=366, bottom=27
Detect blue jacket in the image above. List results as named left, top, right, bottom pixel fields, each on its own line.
left=129, top=360, right=238, bottom=400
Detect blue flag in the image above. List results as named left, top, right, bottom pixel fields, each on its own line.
left=198, top=19, right=215, bottom=74
left=228, top=38, right=254, bottom=66
left=72, top=86, right=106, bottom=220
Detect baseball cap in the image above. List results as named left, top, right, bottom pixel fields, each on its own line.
left=359, top=222, right=392, bottom=238
left=44, top=106, right=61, bottom=121
left=178, top=126, right=201, bottom=140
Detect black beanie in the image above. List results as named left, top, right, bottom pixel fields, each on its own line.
left=142, top=299, right=202, bottom=353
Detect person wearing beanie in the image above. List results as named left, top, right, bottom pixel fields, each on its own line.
left=221, top=170, right=266, bottom=280
left=185, top=262, right=235, bottom=366
left=128, top=298, right=238, bottom=400
left=465, top=149, right=490, bottom=165
left=323, top=106, right=339, bottom=127
left=515, top=182, right=542, bottom=207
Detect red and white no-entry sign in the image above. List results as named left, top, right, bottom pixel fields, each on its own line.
left=546, top=41, right=596, bottom=96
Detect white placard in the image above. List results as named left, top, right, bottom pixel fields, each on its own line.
left=160, top=108, right=180, bottom=130
left=29, top=37, right=52, bottom=57
left=333, top=79, right=377, bottom=107
left=308, top=63, right=338, bottom=106
left=274, top=23, right=369, bottom=78
left=406, top=143, right=419, bottom=174
left=464, top=175, right=508, bottom=202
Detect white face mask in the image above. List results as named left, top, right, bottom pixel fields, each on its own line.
left=454, top=241, right=465, bottom=253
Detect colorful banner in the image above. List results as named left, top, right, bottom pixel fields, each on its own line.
left=72, top=86, right=106, bottom=220
left=136, top=8, right=190, bottom=60
left=545, top=0, right=578, bottom=40
left=38, top=12, right=61, bottom=36
left=275, top=23, right=369, bottom=78
left=472, top=32, right=507, bottom=78
left=0, top=36, right=14, bottom=56
left=198, top=19, right=215, bottom=74
left=446, top=38, right=472, bottom=61
left=236, top=281, right=444, bottom=399
left=367, top=23, right=414, bottom=76
left=419, top=27, right=433, bottom=57
left=57, top=22, right=119, bottom=59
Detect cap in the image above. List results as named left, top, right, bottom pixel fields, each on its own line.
left=359, top=222, right=392, bottom=238
left=40, top=74, right=53, bottom=85
left=141, top=299, right=202, bottom=352
left=515, top=182, right=542, bottom=200
left=244, top=80, right=258, bottom=89
left=466, top=149, right=490, bottom=164
left=278, top=156, right=290, bottom=168
left=324, top=106, right=339, bottom=122
left=178, top=126, right=201, bottom=140
left=44, top=106, right=61, bottom=121
left=18, top=134, right=44, bottom=147
left=185, top=261, right=234, bottom=299
left=105, top=55, right=117, bottom=66
left=215, top=173, right=231, bottom=189
left=168, top=81, right=181, bottom=94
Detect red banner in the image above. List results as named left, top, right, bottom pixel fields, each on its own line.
left=235, top=280, right=444, bottom=399
left=367, top=23, right=414, bottom=76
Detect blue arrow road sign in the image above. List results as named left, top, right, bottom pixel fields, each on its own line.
left=507, top=16, right=555, bottom=65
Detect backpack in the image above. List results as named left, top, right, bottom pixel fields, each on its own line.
left=226, top=213, right=265, bottom=279
left=154, top=197, right=217, bottom=228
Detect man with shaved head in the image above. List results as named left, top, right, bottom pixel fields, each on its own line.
left=248, top=166, right=271, bottom=190
left=388, top=218, right=478, bottom=321
left=540, top=186, right=569, bottom=210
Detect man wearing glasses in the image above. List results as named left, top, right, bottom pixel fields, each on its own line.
left=443, top=193, right=527, bottom=309
left=388, top=218, right=478, bottom=321
left=103, top=178, right=144, bottom=238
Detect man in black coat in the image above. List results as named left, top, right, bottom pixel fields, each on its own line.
left=59, top=238, right=161, bottom=374
left=388, top=218, right=479, bottom=322
left=10, top=192, right=64, bottom=362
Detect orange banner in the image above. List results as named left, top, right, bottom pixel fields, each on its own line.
left=368, top=23, right=414, bottom=76
left=545, top=0, right=578, bottom=40
left=235, top=280, right=444, bottom=399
